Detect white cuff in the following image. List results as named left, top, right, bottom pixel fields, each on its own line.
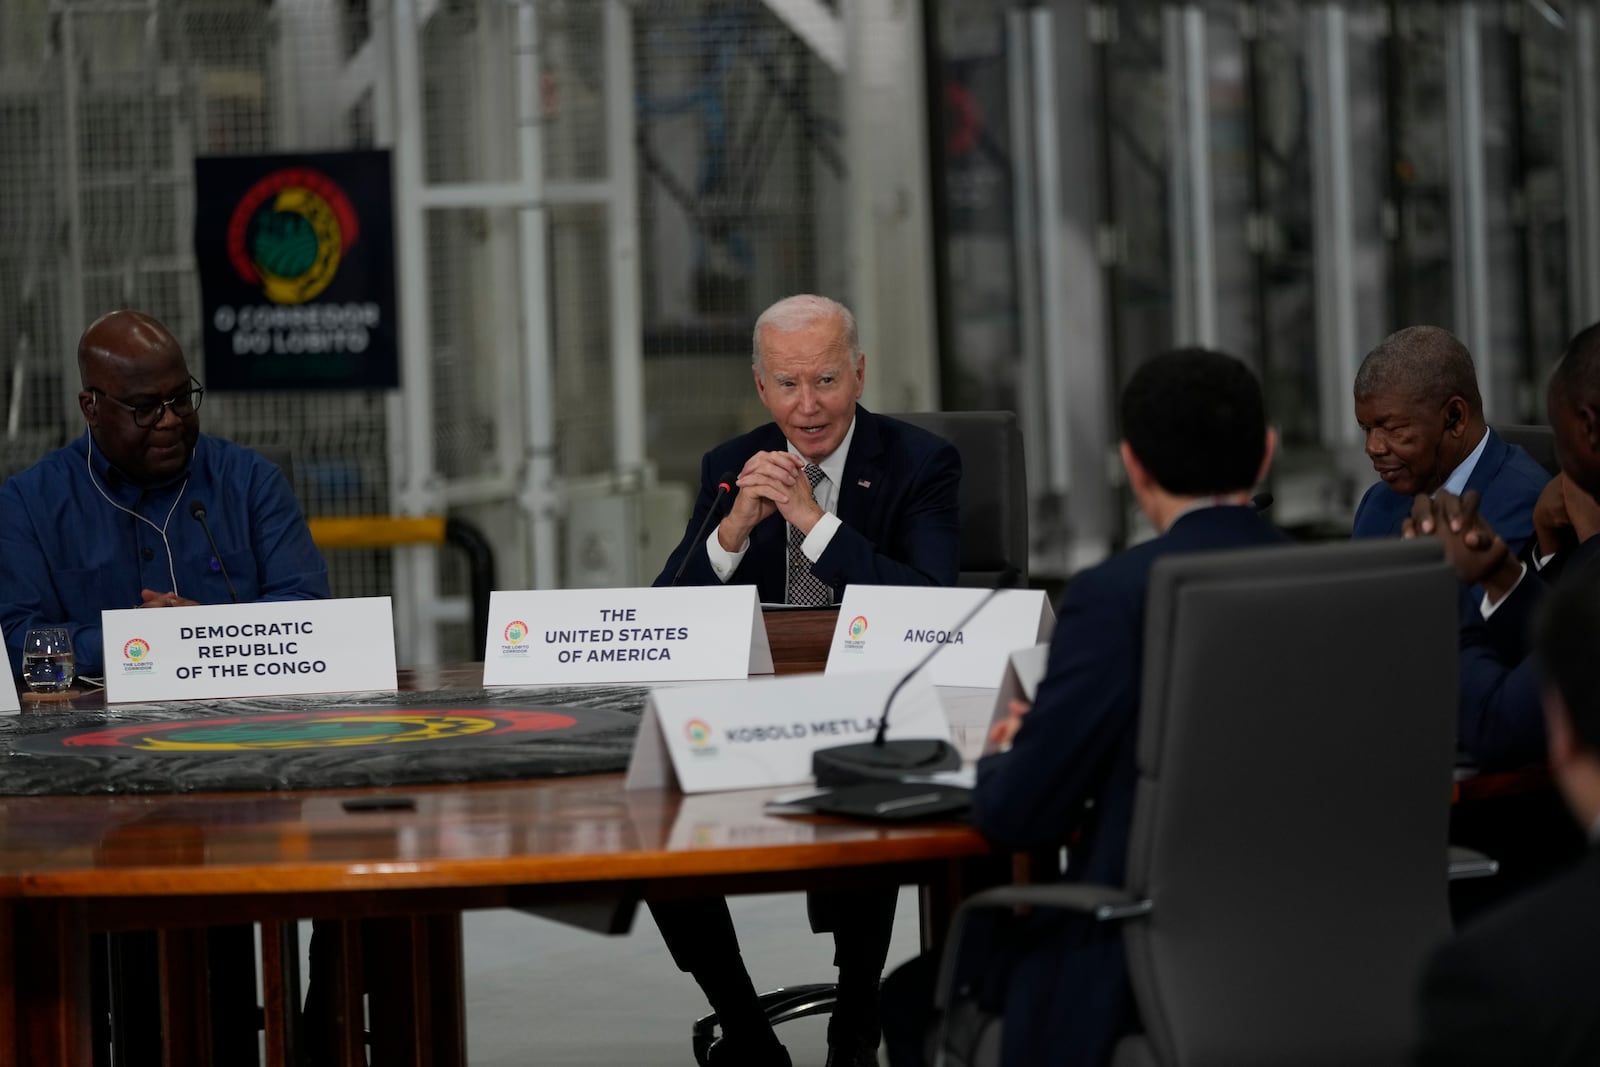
left=800, top=512, right=842, bottom=562
left=705, top=526, right=748, bottom=582
left=1479, top=562, right=1529, bottom=620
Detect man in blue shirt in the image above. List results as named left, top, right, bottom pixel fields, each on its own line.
left=0, top=309, right=329, bottom=678
left=1352, top=325, right=1548, bottom=552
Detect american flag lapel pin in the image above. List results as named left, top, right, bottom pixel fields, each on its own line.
left=857, top=478, right=872, bottom=488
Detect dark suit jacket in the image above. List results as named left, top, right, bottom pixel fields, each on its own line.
left=970, top=505, right=1287, bottom=1067
left=653, top=406, right=961, bottom=596
left=1416, top=845, right=1600, bottom=1066
left=1352, top=429, right=1550, bottom=553
left=1458, top=535, right=1600, bottom=768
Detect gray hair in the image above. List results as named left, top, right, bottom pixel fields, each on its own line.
left=1353, top=325, right=1483, bottom=416
left=751, top=294, right=860, bottom=378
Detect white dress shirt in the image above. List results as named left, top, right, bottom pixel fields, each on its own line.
left=705, top=416, right=857, bottom=583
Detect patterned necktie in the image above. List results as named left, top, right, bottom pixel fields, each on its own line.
left=786, top=463, right=833, bottom=606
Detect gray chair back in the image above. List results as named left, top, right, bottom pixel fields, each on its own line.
left=886, top=411, right=1027, bottom=587
left=1118, top=539, right=1458, bottom=1067
left=1495, top=423, right=1559, bottom=476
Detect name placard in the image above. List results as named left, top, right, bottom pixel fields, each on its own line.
left=482, top=586, right=773, bottom=686
left=826, top=586, right=1054, bottom=687
left=983, top=643, right=1050, bottom=756
left=102, top=597, right=397, bottom=704
left=626, top=672, right=951, bottom=794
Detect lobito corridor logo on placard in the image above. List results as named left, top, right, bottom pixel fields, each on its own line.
left=227, top=168, right=359, bottom=305
left=121, top=638, right=154, bottom=674
left=498, top=620, right=531, bottom=657
left=840, top=614, right=869, bottom=653
left=685, top=718, right=718, bottom=758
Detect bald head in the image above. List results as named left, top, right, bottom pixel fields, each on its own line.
left=77, top=310, right=186, bottom=386
left=76, top=310, right=199, bottom=486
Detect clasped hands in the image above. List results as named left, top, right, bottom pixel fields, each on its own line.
left=716, top=450, right=826, bottom=552
left=1402, top=475, right=1600, bottom=603
left=138, top=589, right=198, bottom=609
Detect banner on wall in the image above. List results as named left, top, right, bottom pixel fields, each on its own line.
left=193, top=150, right=399, bottom=390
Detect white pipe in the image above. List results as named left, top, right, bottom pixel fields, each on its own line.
left=1447, top=4, right=1492, bottom=409
left=514, top=0, right=559, bottom=590
left=1310, top=5, right=1359, bottom=448
left=1031, top=9, right=1071, bottom=497
left=605, top=0, right=645, bottom=481
left=1007, top=11, right=1048, bottom=507
left=390, top=0, right=441, bottom=663
left=58, top=7, right=86, bottom=426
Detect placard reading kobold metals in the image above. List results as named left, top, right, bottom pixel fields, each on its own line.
left=825, top=586, right=1055, bottom=687
left=481, top=586, right=774, bottom=686
left=102, top=597, right=397, bottom=704
left=625, top=672, right=951, bottom=793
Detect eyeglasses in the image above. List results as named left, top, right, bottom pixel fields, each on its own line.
left=88, top=377, right=205, bottom=428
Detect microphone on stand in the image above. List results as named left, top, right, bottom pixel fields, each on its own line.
left=812, top=567, right=1023, bottom=786
left=190, top=500, right=239, bottom=604
left=670, top=472, right=738, bottom=586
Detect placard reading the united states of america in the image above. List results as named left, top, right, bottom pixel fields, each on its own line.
left=482, top=586, right=773, bottom=686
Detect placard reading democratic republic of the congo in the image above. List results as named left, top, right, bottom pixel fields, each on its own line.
left=193, top=150, right=398, bottom=390
left=102, top=597, right=397, bottom=703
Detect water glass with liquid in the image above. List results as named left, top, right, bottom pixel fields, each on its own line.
left=22, top=627, right=75, bottom=693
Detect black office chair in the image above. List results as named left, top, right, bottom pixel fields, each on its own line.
left=934, top=539, right=1487, bottom=1066
left=1495, top=423, right=1560, bottom=476
left=889, top=411, right=1029, bottom=587
left=690, top=410, right=1029, bottom=1065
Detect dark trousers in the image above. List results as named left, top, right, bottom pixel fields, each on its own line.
left=649, top=887, right=898, bottom=1043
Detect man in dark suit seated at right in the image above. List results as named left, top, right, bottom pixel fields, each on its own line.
left=650, top=293, right=961, bottom=1067
left=881, top=348, right=1284, bottom=1067
left=1405, top=322, right=1600, bottom=768
left=1352, top=325, right=1547, bottom=552
left=1414, top=563, right=1600, bottom=1065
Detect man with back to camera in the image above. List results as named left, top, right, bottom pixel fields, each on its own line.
left=0, top=309, right=330, bottom=678
left=879, top=349, right=1284, bottom=1067
left=1413, top=561, right=1600, bottom=1065
left=650, top=293, right=962, bottom=1067
left=1353, top=325, right=1547, bottom=551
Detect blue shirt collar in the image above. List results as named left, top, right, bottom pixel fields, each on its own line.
left=1439, top=428, right=1491, bottom=498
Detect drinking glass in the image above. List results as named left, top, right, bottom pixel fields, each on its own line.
left=22, top=627, right=75, bottom=693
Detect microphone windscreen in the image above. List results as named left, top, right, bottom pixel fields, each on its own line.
left=189, top=500, right=207, bottom=520
left=1251, top=492, right=1274, bottom=513
left=715, top=470, right=738, bottom=494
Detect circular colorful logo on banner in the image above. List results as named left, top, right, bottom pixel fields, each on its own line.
left=504, top=621, right=529, bottom=644
left=848, top=616, right=868, bottom=639
left=226, top=167, right=360, bottom=305
left=123, top=638, right=151, bottom=661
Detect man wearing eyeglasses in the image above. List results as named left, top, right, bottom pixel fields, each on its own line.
left=0, top=308, right=330, bottom=679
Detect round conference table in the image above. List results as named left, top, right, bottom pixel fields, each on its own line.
left=0, top=609, right=991, bottom=1067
